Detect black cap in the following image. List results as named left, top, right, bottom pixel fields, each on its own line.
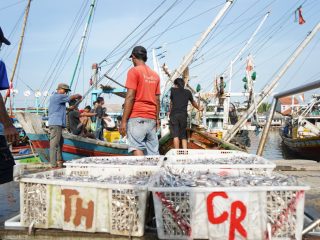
left=0, top=27, right=11, bottom=45
left=129, top=46, right=147, bottom=61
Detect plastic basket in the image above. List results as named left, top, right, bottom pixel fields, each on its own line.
left=164, top=150, right=275, bottom=176
left=64, top=155, right=164, bottom=177
left=165, top=149, right=246, bottom=157
left=149, top=173, right=309, bottom=240
left=19, top=168, right=149, bottom=237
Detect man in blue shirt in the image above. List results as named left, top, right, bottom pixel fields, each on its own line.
left=0, top=27, right=18, bottom=184
left=48, top=83, right=81, bottom=167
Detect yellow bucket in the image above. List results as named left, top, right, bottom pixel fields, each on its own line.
left=104, top=130, right=120, bottom=142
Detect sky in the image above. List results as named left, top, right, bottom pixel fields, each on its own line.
left=0, top=0, right=320, bottom=108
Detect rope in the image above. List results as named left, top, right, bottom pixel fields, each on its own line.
left=98, top=0, right=168, bottom=65
left=80, top=0, right=180, bottom=102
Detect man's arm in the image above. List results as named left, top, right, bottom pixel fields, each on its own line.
left=69, top=94, right=82, bottom=101
left=80, top=112, right=96, bottom=117
left=156, top=95, right=160, bottom=129
left=191, top=100, right=203, bottom=111
left=119, top=89, right=136, bottom=136
left=0, top=93, right=18, bottom=143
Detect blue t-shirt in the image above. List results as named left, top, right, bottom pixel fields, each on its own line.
left=48, top=93, right=70, bottom=127
left=0, top=60, right=9, bottom=135
left=0, top=60, right=9, bottom=90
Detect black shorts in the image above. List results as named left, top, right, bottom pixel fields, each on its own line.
left=169, top=113, right=188, bottom=139
left=0, top=135, right=15, bottom=184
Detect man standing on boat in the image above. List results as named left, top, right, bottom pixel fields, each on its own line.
left=120, top=46, right=160, bottom=156
left=169, top=78, right=203, bottom=149
left=48, top=83, right=81, bottom=168
left=94, top=96, right=105, bottom=140
left=0, top=27, right=19, bottom=184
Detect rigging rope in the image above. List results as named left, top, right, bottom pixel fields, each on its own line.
left=80, top=0, right=180, bottom=102
left=98, top=0, right=168, bottom=65
left=40, top=0, right=88, bottom=92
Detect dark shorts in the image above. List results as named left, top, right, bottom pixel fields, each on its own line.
left=0, top=135, right=15, bottom=184
left=169, top=113, right=188, bottom=139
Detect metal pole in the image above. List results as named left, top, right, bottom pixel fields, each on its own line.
left=5, top=0, right=32, bottom=108
left=223, top=22, right=320, bottom=142
left=70, top=0, right=96, bottom=89
left=224, top=12, right=269, bottom=129
left=164, top=0, right=233, bottom=92
left=256, top=98, right=277, bottom=156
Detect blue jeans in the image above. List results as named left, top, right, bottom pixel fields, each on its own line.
left=94, top=118, right=103, bottom=140
left=127, top=118, right=159, bottom=155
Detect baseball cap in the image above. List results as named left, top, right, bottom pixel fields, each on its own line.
left=0, top=27, right=11, bottom=45
left=129, top=46, right=147, bottom=60
left=57, top=83, right=71, bottom=92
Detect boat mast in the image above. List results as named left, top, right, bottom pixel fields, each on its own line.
left=223, top=12, right=270, bottom=129
left=223, top=22, right=320, bottom=142
left=4, top=0, right=32, bottom=116
left=164, top=0, right=233, bottom=93
left=69, top=0, right=96, bottom=89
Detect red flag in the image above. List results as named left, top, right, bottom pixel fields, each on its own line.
left=295, top=6, right=306, bottom=25
left=298, top=7, right=306, bottom=25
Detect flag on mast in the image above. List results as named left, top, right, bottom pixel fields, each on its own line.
left=295, top=6, right=306, bottom=25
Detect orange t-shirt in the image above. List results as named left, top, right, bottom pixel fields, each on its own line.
left=125, top=65, right=160, bottom=120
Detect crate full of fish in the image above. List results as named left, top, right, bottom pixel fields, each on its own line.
left=149, top=169, right=309, bottom=240
left=164, top=150, right=276, bottom=176
left=19, top=168, right=150, bottom=236
left=64, top=155, right=164, bottom=177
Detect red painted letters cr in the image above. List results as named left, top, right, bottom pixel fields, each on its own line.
left=207, top=192, right=247, bottom=240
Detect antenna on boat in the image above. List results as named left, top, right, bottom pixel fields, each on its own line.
left=223, top=11, right=270, bottom=130
left=223, top=22, right=320, bottom=142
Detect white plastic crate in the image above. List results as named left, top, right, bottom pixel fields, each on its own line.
left=164, top=150, right=275, bottom=176
left=19, top=168, right=149, bottom=237
left=64, top=155, right=164, bottom=177
left=149, top=173, right=309, bottom=240
left=165, top=149, right=246, bottom=157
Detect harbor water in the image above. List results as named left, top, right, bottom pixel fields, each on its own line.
left=0, top=128, right=312, bottom=225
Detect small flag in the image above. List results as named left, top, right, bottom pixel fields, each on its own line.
left=299, top=93, right=305, bottom=102
left=246, top=54, right=254, bottom=72
left=295, top=6, right=306, bottom=25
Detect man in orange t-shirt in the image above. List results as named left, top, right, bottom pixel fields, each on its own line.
left=119, top=46, right=160, bottom=156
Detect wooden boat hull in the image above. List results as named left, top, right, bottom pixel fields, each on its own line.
left=280, top=129, right=320, bottom=160
left=16, top=113, right=244, bottom=162
left=16, top=113, right=129, bottom=162
left=159, top=128, right=245, bottom=154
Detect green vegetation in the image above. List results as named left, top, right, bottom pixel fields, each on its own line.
left=258, top=102, right=271, bottom=113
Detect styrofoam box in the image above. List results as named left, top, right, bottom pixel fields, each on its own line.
left=19, top=168, right=149, bottom=237
left=164, top=149, right=276, bottom=176
left=64, top=155, right=164, bottom=177
left=149, top=175, right=309, bottom=240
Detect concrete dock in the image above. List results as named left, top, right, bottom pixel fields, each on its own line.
left=1, top=159, right=320, bottom=239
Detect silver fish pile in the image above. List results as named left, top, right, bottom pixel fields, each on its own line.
left=157, top=168, right=298, bottom=187
left=168, top=154, right=268, bottom=165
left=69, top=156, right=161, bottom=166
left=34, top=172, right=150, bottom=185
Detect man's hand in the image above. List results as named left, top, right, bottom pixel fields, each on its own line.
left=156, top=119, right=160, bottom=131
left=4, top=125, right=19, bottom=143
left=198, top=106, right=204, bottom=111
left=119, top=121, right=127, bottom=137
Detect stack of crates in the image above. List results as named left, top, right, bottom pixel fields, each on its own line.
left=20, top=155, right=164, bottom=237
left=148, top=149, right=309, bottom=240
left=164, top=149, right=276, bottom=176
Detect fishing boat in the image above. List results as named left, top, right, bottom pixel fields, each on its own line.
left=16, top=112, right=129, bottom=162
left=279, top=95, right=320, bottom=160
